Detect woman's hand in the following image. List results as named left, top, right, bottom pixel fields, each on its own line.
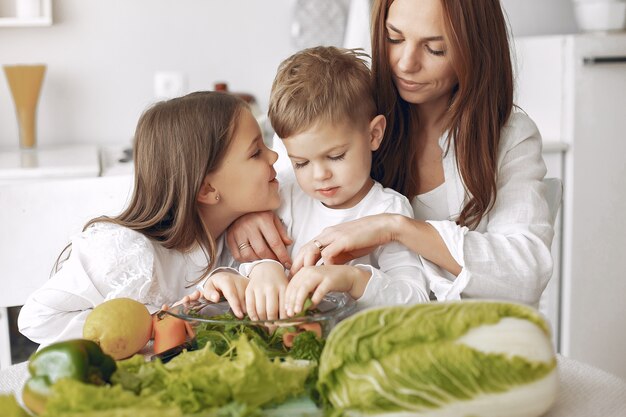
left=226, top=211, right=293, bottom=267
left=245, top=262, right=289, bottom=321
left=284, top=265, right=370, bottom=317
left=290, top=214, right=399, bottom=275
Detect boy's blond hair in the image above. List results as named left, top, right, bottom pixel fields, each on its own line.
left=269, top=46, right=376, bottom=139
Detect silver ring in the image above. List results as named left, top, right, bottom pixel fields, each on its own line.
left=238, top=242, right=252, bottom=251
left=313, top=240, right=324, bottom=252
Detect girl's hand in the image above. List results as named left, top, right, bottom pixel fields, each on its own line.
left=284, top=265, right=370, bottom=317
left=202, top=271, right=249, bottom=319
left=226, top=211, right=293, bottom=267
left=245, top=262, right=289, bottom=321
left=168, top=290, right=203, bottom=309
left=290, top=214, right=398, bottom=275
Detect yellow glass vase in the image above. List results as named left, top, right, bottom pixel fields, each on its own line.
left=3, top=64, right=46, bottom=149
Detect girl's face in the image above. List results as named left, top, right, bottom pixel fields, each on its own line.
left=207, top=108, right=280, bottom=215
left=386, top=0, right=457, bottom=107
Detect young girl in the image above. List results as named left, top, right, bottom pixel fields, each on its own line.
left=18, top=91, right=281, bottom=347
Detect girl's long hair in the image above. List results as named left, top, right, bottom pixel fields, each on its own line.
left=371, top=0, right=513, bottom=228
left=56, top=91, right=247, bottom=284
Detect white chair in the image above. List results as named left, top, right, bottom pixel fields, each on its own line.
left=0, top=175, right=132, bottom=369
left=544, top=177, right=563, bottom=227
left=539, top=177, right=564, bottom=350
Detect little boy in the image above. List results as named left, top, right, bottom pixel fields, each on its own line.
left=238, top=46, right=430, bottom=320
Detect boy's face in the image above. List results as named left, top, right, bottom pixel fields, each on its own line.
left=283, top=116, right=384, bottom=209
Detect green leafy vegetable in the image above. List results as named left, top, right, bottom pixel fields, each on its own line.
left=194, top=313, right=288, bottom=358
left=317, top=301, right=558, bottom=416
left=290, top=331, right=324, bottom=362
left=192, top=298, right=318, bottom=358
left=42, top=336, right=313, bottom=416
left=0, top=394, right=29, bottom=417
left=289, top=331, right=326, bottom=406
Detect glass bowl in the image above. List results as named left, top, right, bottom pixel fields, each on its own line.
left=163, top=292, right=356, bottom=357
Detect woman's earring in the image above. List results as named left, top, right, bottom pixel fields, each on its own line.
left=215, top=193, right=220, bottom=201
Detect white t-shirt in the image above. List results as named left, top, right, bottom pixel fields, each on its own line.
left=272, top=111, right=554, bottom=306
left=18, top=223, right=234, bottom=347
left=241, top=180, right=430, bottom=311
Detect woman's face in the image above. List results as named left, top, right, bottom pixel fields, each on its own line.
left=386, top=0, right=457, bottom=106
left=207, top=108, right=280, bottom=216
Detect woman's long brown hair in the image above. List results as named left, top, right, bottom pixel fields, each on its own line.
left=371, top=0, right=513, bottom=229
left=55, top=92, right=246, bottom=285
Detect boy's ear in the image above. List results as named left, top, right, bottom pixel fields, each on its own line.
left=197, top=176, right=220, bottom=205
left=368, top=115, right=386, bottom=151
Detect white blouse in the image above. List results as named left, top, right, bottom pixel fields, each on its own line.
left=272, top=111, right=553, bottom=307
left=420, top=111, right=553, bottom=306
left=18, top=223, right=233, bottom=347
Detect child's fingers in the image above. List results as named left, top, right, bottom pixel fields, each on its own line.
left=255, top=292, right=268, bottom=321
left=235, top=279, right=248, bottom=315
left=188, top=290, right=202, bottom=301
left=220, top=285, right=244, bottom=318
left=202, top=280, right=221, bottom=303
left=311, top=282, right=329, bottom=306
left=293, top=282, right=314, bottom=315
left=278, top=287, right=287, bottom=319
left=245, top=287, right=259, bottom=321
left=284, top=279, right=298, bottom=317
left=265, top=291, right=280, bottom=321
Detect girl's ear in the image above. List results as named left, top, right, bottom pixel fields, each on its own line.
left=369, top=115, right=386, bottom=151
left=197, top=176, right=220, bottom=205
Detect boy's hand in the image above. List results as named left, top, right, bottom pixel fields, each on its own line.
left=284, top=265, right=370, bottom=317
left=246, top=262, right=289, bottom=321
left=202, top=271, right=249, bottom=319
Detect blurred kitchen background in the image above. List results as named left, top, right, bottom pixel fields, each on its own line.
left=1, top=0, right=625, bottom=380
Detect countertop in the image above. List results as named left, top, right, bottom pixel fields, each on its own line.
left=0, top=145, right=101, bottom=183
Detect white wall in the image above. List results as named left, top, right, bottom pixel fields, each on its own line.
left=0, top=0, right=580, bottom=149
left=502, top=0, right=578, bottom=37
left=0, top=0, right=298, bottom=148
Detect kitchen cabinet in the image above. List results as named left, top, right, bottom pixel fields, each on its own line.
left=0, top=0, right=52, bottom=27
left=0, top=145, right=132, bottom=368
left=515, top=33, right=626, bottom=379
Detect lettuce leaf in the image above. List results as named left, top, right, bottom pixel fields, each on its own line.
left=42, top=336, right=312, bottom=416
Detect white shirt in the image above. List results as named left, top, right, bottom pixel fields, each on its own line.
left=241, top=180, right=430, bottom=310
left=424, top=111, right=553, bottom=306
left=272, top=111, right=553, bottom=306
left=18, top=223, right=234, bottom=347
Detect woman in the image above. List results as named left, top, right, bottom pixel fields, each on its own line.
left=227, top=0, right=553, bottom=306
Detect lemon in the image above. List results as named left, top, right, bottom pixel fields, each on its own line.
left=83, top=298, right=153, bottom=360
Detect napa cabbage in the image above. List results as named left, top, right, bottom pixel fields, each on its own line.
left=317, top=301, right=558, bottom=417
